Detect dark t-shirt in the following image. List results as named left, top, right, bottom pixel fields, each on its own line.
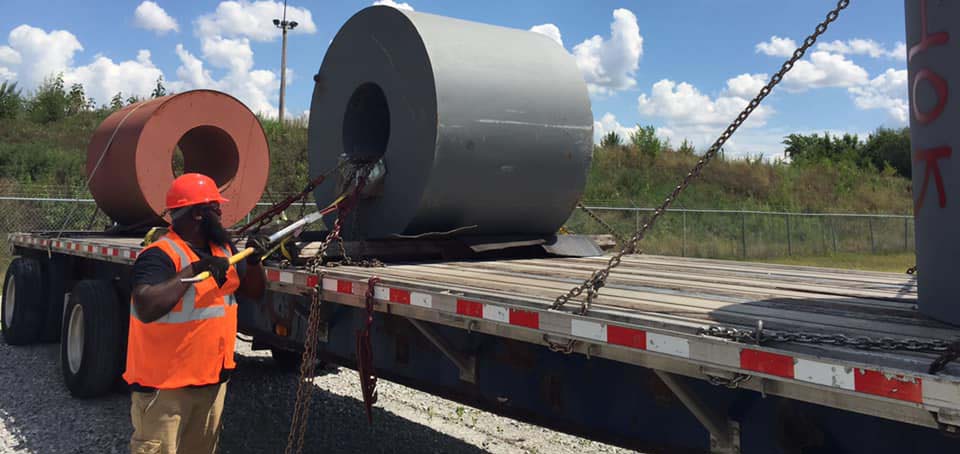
left=128, top=239, right=246, bottom=392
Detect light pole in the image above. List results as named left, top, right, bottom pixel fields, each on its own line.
left=273, top=0, right=298, bottom=124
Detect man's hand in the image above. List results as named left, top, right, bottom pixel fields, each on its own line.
left=191, top=256, right=229, bottom=287
left=244, top=235, right=269, bottom=265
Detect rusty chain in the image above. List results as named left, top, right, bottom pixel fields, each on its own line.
left=284, top=217, right=343, bottom=454
left=552, top=0, right=851, bottom=315
left=576, top=202, right=627, bottom=245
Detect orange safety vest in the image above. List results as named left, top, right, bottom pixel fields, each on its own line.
left=123, top=230, right=241, bottom=389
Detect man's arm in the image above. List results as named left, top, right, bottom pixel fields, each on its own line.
left=131, top=266, right=198, bottom=323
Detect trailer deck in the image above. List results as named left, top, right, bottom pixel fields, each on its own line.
left=11, top=232, right=960, bottom=433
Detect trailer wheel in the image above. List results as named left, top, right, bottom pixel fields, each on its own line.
left=271, top=348, right=325, bottom=373
left=2, top=257, right=47, bottom=345
left=61, top=280, right=123, bottom=398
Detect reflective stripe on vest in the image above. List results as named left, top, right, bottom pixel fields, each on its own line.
left=131, top=237, right=226, bottom=323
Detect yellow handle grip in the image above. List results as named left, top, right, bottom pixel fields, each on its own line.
left=182, top=247, right=255, bottom=283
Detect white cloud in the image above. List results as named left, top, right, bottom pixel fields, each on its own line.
left=63, top=50, right=163, bottom=106
left=134, top=1, right=179, bottom=35
left=890, top=42, right=906, bottom=62
left=373, top=0, right=414, bottom=11
left=573, top=8, right=643, bottom=95
left=169, top=40, right=279, bottom=117
left=782, top=51, right=869, bottom=91
left=755, top=36, right=797, bottom=57
left=529, top=23, right=563, bottom=48
left=196, top=1, right=317, bottom=42
left=0, top=45, right=21, bottom=66
left=725, top=73, right=768, bottom=98
left=638, top=79, right=774, bottom=128
left=848, top=68, right=908, bottom=124
left=593, top=112, right=638, bottom=145
left=817, top=39, right=905, bottom=60
left=635, top=78, right=776, bottom=159
left=0, top=25, right=162, bottom=106
left=5, top=25, right=83, bottom=88
left=201, top=36, right=253, bottom=72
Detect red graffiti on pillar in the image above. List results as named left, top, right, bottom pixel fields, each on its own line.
left=913, top=69, right=948, bottom=124
left=914, top=147, right=952, bottom=213
left=908, top=0, right=949, bottom=62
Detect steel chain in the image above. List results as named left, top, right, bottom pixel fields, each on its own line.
left=284, top=218, right=343, bottom=454
left=552, top=0, right=851, bottom=314
left=699, top=324, right=953, bottom=354
left=576, top=202, right=627, bottom=245
left=708, top=373, right=752, bottom=389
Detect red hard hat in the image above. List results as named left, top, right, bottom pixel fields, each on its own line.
left=165, top=173, right=230, bottom=210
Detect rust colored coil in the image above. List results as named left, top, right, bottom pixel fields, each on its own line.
left=86, top=90, right=270, bottom=227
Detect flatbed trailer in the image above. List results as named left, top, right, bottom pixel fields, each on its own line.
left=6, top=232, right=960, bottom=453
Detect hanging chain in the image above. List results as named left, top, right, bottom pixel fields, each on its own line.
left=357, top=276, right=381, bottom=423
left=906, top=265, right=918, bottom=275
left=284, top=217, right=343, bottom=454
left=552, top=0, right=851, bottom=314
left=576, top=202, right=627, bottom=245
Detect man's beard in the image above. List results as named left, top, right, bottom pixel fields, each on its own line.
left=200, top=211, right=231, bottom=246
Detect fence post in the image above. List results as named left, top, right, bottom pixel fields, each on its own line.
left=785, top=213, right=792, bottom=256
left=904, top=217, right=909, bottom=251
left=741, top=212, right=747, bottom=259
left=832, top=217, right=838, bottom=254
left=868, top=217, right=876, bottom=254
left=682, top=211, right=687, bottom=257
left=635, top=209, right=640, bottom=234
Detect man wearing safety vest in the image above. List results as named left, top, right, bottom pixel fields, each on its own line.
left=124, top=173, right=266, bottom=454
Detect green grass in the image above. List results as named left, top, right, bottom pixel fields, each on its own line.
left=752, top=252, right=915, bottom=273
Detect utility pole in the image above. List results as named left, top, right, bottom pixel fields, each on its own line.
left=273, top=0, right=298, bottom=124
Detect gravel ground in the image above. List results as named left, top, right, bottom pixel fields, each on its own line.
left=0, top=340, right=636, bottom=454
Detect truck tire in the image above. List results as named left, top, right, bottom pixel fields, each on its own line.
left=271, top=348, right=325, bottom=373
left=61, top=280, right=123, bottom=398
left=2, top=257, right=47, bottom=345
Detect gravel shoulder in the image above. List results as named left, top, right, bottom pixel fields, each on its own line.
left=0, top=340, right=635, bottom=454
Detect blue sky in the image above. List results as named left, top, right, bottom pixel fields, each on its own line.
left=0, top=0, right=909, bottom=159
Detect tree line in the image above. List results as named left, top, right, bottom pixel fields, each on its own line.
left=0, top=74, right=169, bottom=123
left=600, top=125, right=912, bottom=179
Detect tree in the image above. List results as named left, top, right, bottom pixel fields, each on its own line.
left=861, top=127, right=911, bottom=178
left=783, top=132, right=861, bottom=165
left=0, top=81, right=22, bottom=119
left=66, top=83, right=92, bottom=115
left=677, top=139, right=695, bottom=155
left=629, top=125, right=664, bottom=157
left=151, top=76, right=167, bottom=98
left=126, top=94, right=142, bottom=105
left=27, top=74, right=70, bottom=123
left=600, top=131, right=622, bottom=148
left=109, top=92, right=124, bottom=111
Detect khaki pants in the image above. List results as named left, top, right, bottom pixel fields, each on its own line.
left=130, top=382, right=228, bottom=454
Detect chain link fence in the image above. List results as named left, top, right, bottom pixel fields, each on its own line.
left=1, top=197, right=915, bottom=272
left=566, top=206, right=914, bottom=260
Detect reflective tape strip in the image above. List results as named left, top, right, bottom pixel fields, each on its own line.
left=456, top=299, right=483, bottom=318
left=608, top=325, right=646, bottom=349
left=795, top=359, right=855, bottom=390
left=410, top=292, right=432, bottom=308
left=280, top=272, right=294, bottom=284
left=482, top=304, right=509, bottom=323
left=854, top=368, right=923, bottom=403
left=646, top=332, right=690, bottom=358
left=741, top=349, right=795, bottom=378
left=571, top=319, right=606, bottom=342
left=508, top=308, right=539, bottom=329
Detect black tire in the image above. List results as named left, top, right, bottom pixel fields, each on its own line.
left=271, top=348, right=325, bottom=373
left=39, top=258, right=67, bottom=343
left=1, top=257, right=47, bottom=345
left=61, top=280, right=124, bottom=398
